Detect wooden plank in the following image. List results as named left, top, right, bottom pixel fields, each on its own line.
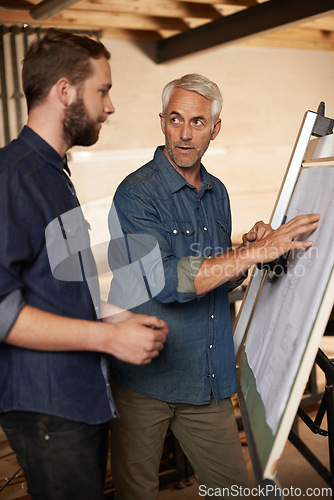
left=70, top=0, right=223, bottom=20
left=0, top=0, right=33, bottom=9
left=301, top=14, right=334, bottom=31
left=103, top=28, right=163, bottom=41
left=240, top=36, right=334, bottom=51
left=240, top=26, right=334, bottom=50
left=179, top=0, right=257, bottom=5
left=0, top=9, right=189, bottom=31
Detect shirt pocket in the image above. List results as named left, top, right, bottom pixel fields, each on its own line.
left=163, top=220, right=195, bottom=255
left=215, top=219, right=232, bottom=253
left=163, top=220, right=195, bottom=238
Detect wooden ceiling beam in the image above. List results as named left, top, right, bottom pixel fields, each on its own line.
left=103, top=28, right=163, bottom=42
left=241, top=26, right=334, bottom=50
left=0, top=0, right=33, bottom=9
left=0, top=9, right=189, bottom=32
left=157, top=0, right=334, bottom=62
left=69, top=0, right=222, bottom=20
left=301, top=15, right=334, bottom=32
left=264, top=26, right=334, bottom=42
left=180, top=0, right=258, bottom=5
left=66, top=12, right=189, bottom=31
left=176, top=0, right=257, bottom=5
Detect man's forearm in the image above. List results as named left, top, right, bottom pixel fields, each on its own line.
left=194, top=213, right=320, bottom=296
left=194, top=246, right=250, bottom=296
left=4, top=304, right=169, bottom=366
left=5, top=304, right=111, bottom=352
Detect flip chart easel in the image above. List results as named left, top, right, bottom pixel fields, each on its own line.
left=233, top=103, right=334, bottom=497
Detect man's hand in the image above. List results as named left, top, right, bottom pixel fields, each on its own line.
left=242, top=221, right=273, bottom=246
left=105, top=314, right=168, bottom=365
left=249, top=213, right=320, bottom=264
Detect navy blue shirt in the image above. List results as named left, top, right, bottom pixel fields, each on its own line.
left=109, top=146, right=241, bottom=404
left=0, top=126, right=117, bottom=423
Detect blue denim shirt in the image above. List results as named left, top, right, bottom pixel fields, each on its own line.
left=109, top=146, right=241, bottom=404
left=0, top=126, right=117, bottom=424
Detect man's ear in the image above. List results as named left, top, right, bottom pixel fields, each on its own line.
left=159, top=113, right=166, bottom=135
left=211, top=118, right=221, bottom=141
left=55, top=78, right=76, bottom=106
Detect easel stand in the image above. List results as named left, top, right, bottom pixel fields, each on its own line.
left=288, top=349, right=334, bottom=497
left=234, top=101, right=334, bottom=500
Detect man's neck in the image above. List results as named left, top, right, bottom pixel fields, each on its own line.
left=177, top=166, right=201, bottom=192
left=27, top=108, right=68, bottom=158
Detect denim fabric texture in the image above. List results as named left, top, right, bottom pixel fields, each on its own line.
left=0, top=126, right=117, bottom=423
left=109, top=146, right=241, bottom=404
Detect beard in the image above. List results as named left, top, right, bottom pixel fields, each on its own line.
left=165, top=141, right=203, bottom=169
left=63, top=96, right=100, bottom=148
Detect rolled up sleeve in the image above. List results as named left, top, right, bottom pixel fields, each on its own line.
left=176, top=256, right=204, bottom=294
left=0, top=289, right=25, bottom=341
left=0, top=164, right=38, bottom=341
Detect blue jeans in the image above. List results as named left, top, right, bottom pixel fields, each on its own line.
left=0, top=412, right=109, bottom=500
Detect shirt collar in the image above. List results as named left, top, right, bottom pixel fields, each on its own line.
left=19, top=126, right=70, bottom=175
left=153, top=146, right=213, bottom=194
left=62, top=155, right=71, bottom=176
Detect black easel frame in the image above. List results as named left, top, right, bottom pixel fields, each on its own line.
left=288, top=348, right=334, bottom=497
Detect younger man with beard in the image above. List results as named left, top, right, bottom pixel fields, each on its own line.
left=0, top=29, right=168, bottom=500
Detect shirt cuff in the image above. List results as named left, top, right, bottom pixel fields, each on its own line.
left=227, top=270, right=248, bottom=292
left=176, top=256, right=205, bottom=294
left=0, top=289, right=26, bottom=341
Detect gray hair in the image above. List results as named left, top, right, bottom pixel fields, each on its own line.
left=161, top=73, right=223, bottom=123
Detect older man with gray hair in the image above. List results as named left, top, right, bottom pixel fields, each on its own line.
left=108, top=73, right=319, bottom=499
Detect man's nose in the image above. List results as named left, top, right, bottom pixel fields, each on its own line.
left=180, top=123, right=192, bottom=140
left=104, top=96, right=115, bottom=115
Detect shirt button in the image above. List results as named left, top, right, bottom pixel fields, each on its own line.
left=211, top=314, right=214, bottom=319
left=173, top=229, right=177, bottom=234
left=212, top=373, right=215, bottom=378
left=186, top=229, right=190, bottom=234
left=209, top=344, right=213, bottom=349
left=203, top=227, right=208, bottom=231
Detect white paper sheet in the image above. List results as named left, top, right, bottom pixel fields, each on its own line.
left=245, top=166, right=334, bottom=433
